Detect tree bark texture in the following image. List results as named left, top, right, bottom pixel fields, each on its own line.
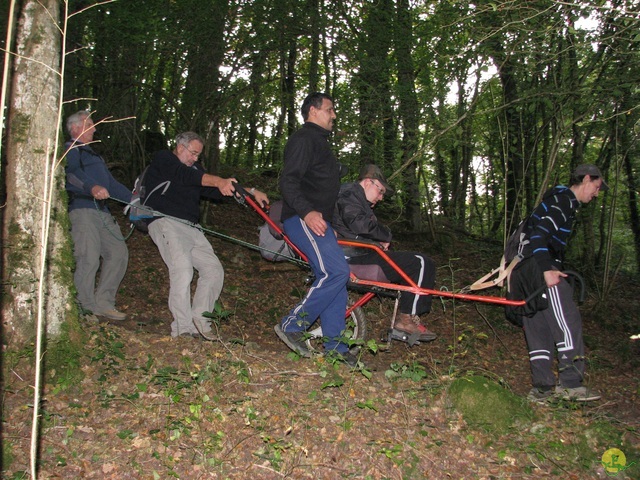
left=3, top=0, right=72, bottom=344
left=395, top=0, right=421, bottom=231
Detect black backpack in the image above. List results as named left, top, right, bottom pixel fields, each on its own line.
left=503, top=218, right=548, bottom=327
left=504, top=257, right=548, bottom=327
left=503, top=218, right=529, bottom=266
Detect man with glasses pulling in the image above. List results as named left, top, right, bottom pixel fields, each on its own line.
left=333, top=164, right=438, bottom=342
left=143, top=131, right=268, bottom=339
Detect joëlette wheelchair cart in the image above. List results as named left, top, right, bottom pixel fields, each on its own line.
left=235, top=185, right=525, bottom=353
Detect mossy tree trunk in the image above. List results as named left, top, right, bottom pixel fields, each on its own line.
left=2, top=0, right=74, bottom=347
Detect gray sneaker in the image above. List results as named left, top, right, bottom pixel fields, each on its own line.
left=82, top=313, right=99, bottom=323
left=94, top=309, right=127, bottom=321
left=274, top=325, right=312, bottom=358
left=527, top=388, right=557, bottom=404
left=555, top=385, right=601, bottom=402
left=178, top=332, right=203, bottom=340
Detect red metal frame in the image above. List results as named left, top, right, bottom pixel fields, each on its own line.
left=240, top=191, right=525, bottom=312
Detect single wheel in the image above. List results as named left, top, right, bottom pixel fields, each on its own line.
left=304, top=305, right=367, bottom=354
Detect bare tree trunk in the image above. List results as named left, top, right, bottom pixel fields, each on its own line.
left=3, top=0, right=72, bottom=345
left=307, top=0, right=321, bottom=93
left=395, top=0, right=420, bottom=231
left=356, top=0, right=393, bottom=167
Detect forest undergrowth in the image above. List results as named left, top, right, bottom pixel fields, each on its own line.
left=2, top=198, right=639, bottom=479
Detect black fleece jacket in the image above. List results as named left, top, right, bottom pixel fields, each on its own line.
left=144, top=149, right=223, bottom=224
left=279, top=122, right=341, bottom=222
left=332, top=182, right=392, bottom=242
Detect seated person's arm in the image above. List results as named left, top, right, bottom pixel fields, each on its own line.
left=337, top=201, right=392, bottom=245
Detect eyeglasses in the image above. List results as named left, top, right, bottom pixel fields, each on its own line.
left=369, top=179, right=386, bottom=196
left=181, top=143, right=202, bottom=158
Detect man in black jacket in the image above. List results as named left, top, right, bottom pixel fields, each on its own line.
left=333, top=164, right=437, bottom=342
left=275, top=92, right=357, bottom=367
left=144, top=131, right=268, bottom=339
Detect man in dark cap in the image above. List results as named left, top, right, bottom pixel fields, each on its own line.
left=333, top=164, right=438, bottom=343
left=516, top=164, right=607, bottom=403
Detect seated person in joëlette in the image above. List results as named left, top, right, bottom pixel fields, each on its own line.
left=332, top=164, right=437, bottom=342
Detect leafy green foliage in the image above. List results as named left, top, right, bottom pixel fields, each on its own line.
left=385, top=362, right=428, bottom=382
left=60, top=0, right=640, bottom=275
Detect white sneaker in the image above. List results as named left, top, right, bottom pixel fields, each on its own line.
left=555, top=385, right=601, bottom=402
left=94, top=309, right=127, bottom=321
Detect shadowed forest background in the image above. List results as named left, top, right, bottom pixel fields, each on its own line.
left=4, top=0, right=640, bottom=273
left=1, top=0, right=639, bottom=478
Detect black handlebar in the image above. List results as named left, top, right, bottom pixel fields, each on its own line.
left=564, top=270, right=586, bottom=304
left=232, top=182, right=269, bottom=212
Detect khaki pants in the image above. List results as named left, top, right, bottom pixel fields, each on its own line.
left=149, top=218, right=224, bottom=337
left=69, top=208, right=128, bottom=313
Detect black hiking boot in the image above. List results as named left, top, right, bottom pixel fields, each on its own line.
left=325, top=350, right=363, bottom=369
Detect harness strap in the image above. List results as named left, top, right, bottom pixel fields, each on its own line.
left=466, top=255, right=521, bottom=291
left=144, top=180, right=171, bottom=204
left=463, top=227, right=530, bottom=293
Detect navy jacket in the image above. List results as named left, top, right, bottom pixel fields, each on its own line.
left=65, top=141, right=131, bottom=212
left=523, top=186, right=580, bottom=272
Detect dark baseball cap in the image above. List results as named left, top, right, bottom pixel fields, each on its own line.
left=358, top=164, right=394, bottom=194
left=573, top=164, right=609, bottom=191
